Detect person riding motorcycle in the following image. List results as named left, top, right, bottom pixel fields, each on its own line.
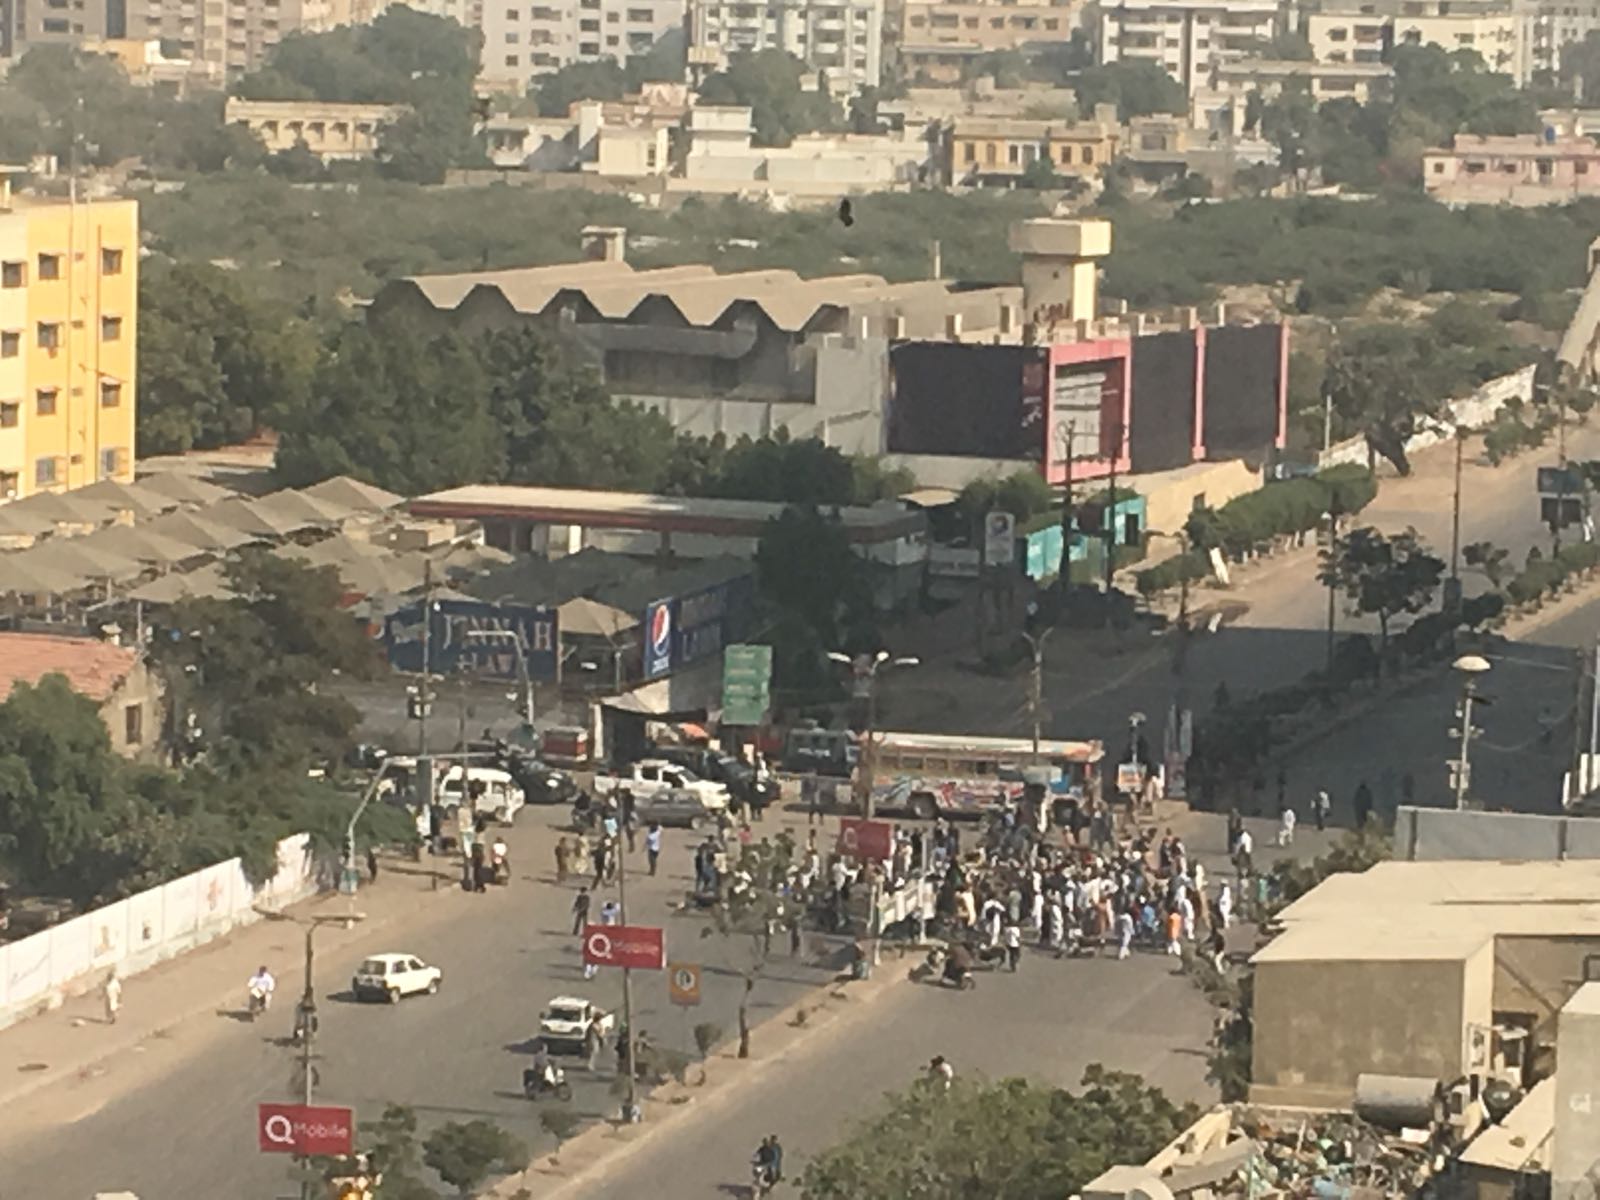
left=531, top=1040, right=556, bottom=1088
left=247, top=965, right=275, bottom=1015
left=752, top=1134, right=783, bottom=1191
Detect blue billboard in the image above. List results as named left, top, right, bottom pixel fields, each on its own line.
left=642, top=597, right=675, bottom=680
left=382, top=599, right=558, bottom=681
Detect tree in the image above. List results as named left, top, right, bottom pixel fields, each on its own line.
left=1463, top=540, right=1511, bottom=588
left=151, top=552, right=379, bottom=772
left=274, top=320, right=501, bottom=494
left=698, top=50, right=838, bottom=146
left=708, top=432, right=857, bottom=505
left=538, top=1108, right=583, bottom=1162
left=137, top=260, right=320, bottom=455
left=422, top=1120, right=528, bottom=1197
left=1325, top=325, right=1445, bottom=475
left=849, top=455, right=916, bottom=503
left=959, top=470, right=1053, bottom=526
left=1019, top=154, right=1061, bottom=190
left=1318, top=526, right=1444, bottom=672
left=533, top=60, right=632, bottom=116
left=799, top=1066, right=1196, bottom=1199
left=1072, top=62, right=1186, bottom=120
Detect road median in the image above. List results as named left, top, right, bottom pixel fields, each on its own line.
left=483, top=955, right=915, bottom=1199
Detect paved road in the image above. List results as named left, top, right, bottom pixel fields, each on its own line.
left=886, top=430, right=1600, bottom=769
left=583, top=943, right=1217, bottom=1200
left=0, top=808, right=839, bottom=1200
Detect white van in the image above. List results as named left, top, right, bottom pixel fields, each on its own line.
left=438, top=765, right=526, bottom=824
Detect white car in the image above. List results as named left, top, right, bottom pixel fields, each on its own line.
left=538, top=995, right=615, bottom=1057
left=596, top=759, right=729, bottom=810
left=352, top=953, right=442, bottom=1004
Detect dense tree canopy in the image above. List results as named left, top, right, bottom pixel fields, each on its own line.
left=234, top=5, right=485, bottom=182
left=698, top=50, right=839, bottom=146
left=800, top=1066, right=1197, bottom=1200
left=137, top=260, right=321, bottom=455
left=1072, top=61, right=1188, bottom=120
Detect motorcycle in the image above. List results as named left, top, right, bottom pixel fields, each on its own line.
left=522, top=1064, right=574, bottom=1102
left=750, top=1159, right=775, bottom=1198
left=490, top=849, right=511, bottom=886
left=247, top=986, right=271, bottom=1020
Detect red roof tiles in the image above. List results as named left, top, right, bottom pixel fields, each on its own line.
left=0, top=633, right=139, bottom=704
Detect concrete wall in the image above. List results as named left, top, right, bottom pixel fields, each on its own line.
left=1394, top=806, right=1600, bottom=862
left=1319, top=365, right=1536, bottom=469
left=1553, top=986, right=1600, bottom=1200
left=99, top=657, right=164, bottom=760
left=1139, top=459, right=1261, bottom=541
left=0, top=833, right=318, bottom=1030
left=1251, top=956, right=1468, bottom=1106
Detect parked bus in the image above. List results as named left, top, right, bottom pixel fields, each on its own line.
left=867, top=732, right=1103, bottom=821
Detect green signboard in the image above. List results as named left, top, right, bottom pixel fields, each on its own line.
left=722, top=644, right=773, bottom=727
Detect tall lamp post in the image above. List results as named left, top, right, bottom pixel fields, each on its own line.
left=1021, top=627, right=1054, bottom=758
left=291, top=911, right=364, bottom=1200
left=1450, top=654, right=1492, bottom=810
left=828, top=650, right=919, bottom=818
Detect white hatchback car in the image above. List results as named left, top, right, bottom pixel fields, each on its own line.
left=352, top=953, right=442, bottom=1004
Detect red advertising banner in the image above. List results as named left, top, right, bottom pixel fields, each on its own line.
left=258, top=1103, right=356, bottom=1156
left=838, top=816, right=894, bottom=862
left=582, top=923, right=665, bottom=970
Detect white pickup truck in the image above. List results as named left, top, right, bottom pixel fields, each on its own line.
left=593, top=758, right=730, bottom=811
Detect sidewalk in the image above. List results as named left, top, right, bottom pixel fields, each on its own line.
left=0, top=854, right=461, bottom=1112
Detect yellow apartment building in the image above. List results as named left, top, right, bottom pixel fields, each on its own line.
left=0, top=187, right=138, bottom=501
left=947, top=115, right=1121, bottom=185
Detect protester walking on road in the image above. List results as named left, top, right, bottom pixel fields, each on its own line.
left=1314, top=790, right=1330, bottom=832
left=645, top=822, right=662, bottom=875
left=102, top=970, right=122, bottom=1025
left=1354, top=781, right=1373, bottom=828
left=1216, top=881, right=1233, bottom=931
left=571, top=887, right=591, bottom=936
left=1277, top=805, right=1296, bottom=846
left=555, top=837, right=570, bottom=883
left=1003, top=921, right=1023, bottom=971
left=1233, top=827, right=1254, bottom=884
left=366, top=846, right=379, bottom=884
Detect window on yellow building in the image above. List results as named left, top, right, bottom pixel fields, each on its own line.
left=0, top=262, right=23, bottom=288
left=37, top=254, right=61, bottom=281
left=985, top=143, right=996, bottom=164
left=36, top=389, right=58, bottom=416
left=101, top=447, right=127, bottom=478
left=37, top=323, right=61, bottom=351
left=100, top=381, right=122, bottom=408
left=0, top=331, right=17, bottom=358
left=101, top=316, right=123, bottom=342
left=0, top=402, right=17, bottom=429
left=1083, top=145, right=1095, bottom=163
left=35, top=457, right=58, bottom=487
left=964, top=142, right=976, bottom=163
left=101, top=248, right=124, bottom=275
left=124, top=702, right=143, bottom=745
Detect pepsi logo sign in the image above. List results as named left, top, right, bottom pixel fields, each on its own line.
left=649, top=602, right=672, bottom=655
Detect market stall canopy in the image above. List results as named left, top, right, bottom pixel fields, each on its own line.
left=12, top=538, right=147, bottom=584
left=207, top=497, right=307, bottom=539
left=277, top=533, right=389, bottom=569
left=127, top=563, right=235, bottom=605
left=559, top=596, right=637, bottom=640
left=252, top=488, right=355, bottom=528
left=136, top=471, right=234, bottom=506
left=4, top=490, right=118, bottom=529
left=146, top=510, right=255, bottom=553
left=80, top=524, right=208, bottom=568
left=0, top=555, right=88, bottom=595
left=303, top=475, right=404, bottom=514
left=73, top=479, right=181, bottom=519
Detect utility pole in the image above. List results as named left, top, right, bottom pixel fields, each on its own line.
left=1058, top=420, right=1076, bottom=586
left=1556, top=385, right=1570, bottom=553
left=1450, top=655, right=1491, bottom=810
left=1103, top=419, right=1122, bottom=604
left=294, top=913, right=361, bottom=1200
left=616, top=821, right=638, bottom=1122
left=417, top=560, right=434, bottom=759
left=1023, top=628, right=1054, bottom=757
left=1448, top=428, right=1464, bottom=610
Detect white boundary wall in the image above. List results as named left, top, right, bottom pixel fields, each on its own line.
left=0, top=833, right=318, bottom=1031
left=1319, top=364, right=1538, bottom=470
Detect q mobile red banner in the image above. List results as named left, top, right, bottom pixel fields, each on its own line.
left=582, top=923, right=665, bottom=970
left=837, top=816, right=894, bottom=862
left=258, top=1103, right=356, bottom=1156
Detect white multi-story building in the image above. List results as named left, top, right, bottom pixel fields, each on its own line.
left=1516, top=0, right=1600, bottom=83
left=686, top=0, right=885, bottom=94
left=1307, top=0, right=1517, bottom=73
left=478, top=0, right=687, bottom=90
left=1097, top=0, right=1282, bottom=97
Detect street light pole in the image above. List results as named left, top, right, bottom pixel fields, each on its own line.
left=828, top=651, right=919, bottom=819
left=616, top=812, right=637, bottom=1122
left=295, top=912, right=363, bottom=1200
left=1022, top=629, right=1054, bottom=757
left=1451, top=655, right=1492, bottom=810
